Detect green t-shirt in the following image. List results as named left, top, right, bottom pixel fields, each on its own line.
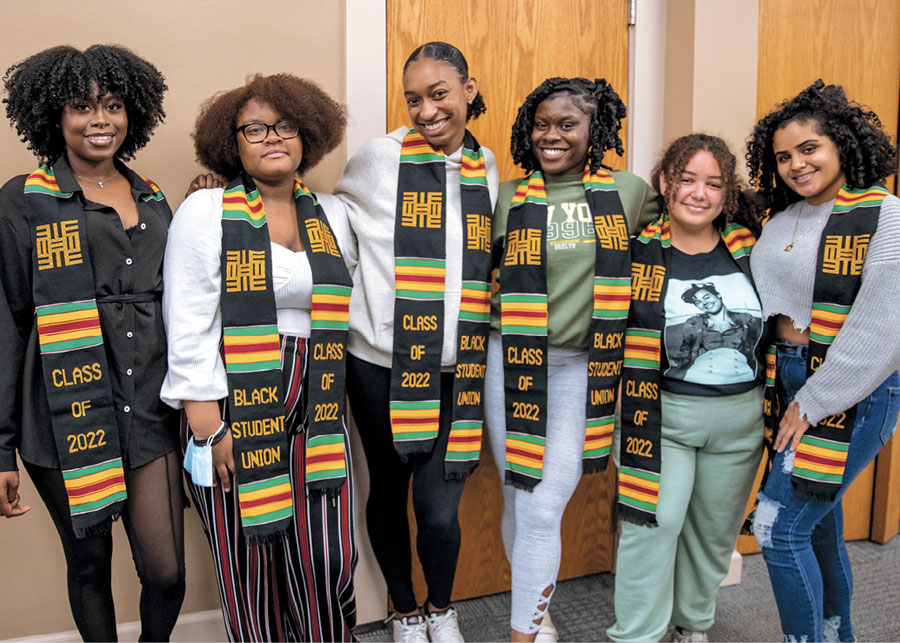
left=491, top=170, right=658, bottom=349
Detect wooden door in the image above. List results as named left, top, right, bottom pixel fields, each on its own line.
left=737, top=0, right=900, bottom=553
left=387, top=0, right=630, bottom=602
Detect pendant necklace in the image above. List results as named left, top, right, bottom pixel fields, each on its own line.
left=784, top=207, right=828, bottom=252
left=76, top=170, right=119, bottom=189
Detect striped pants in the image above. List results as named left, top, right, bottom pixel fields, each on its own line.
left=182, top=335, right=357, bottom=642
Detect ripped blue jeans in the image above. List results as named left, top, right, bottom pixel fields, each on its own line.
left=753, top=341, right=900, bottom=642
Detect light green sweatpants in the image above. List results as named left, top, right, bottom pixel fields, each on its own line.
left=607, top=387, right=764, bottom=642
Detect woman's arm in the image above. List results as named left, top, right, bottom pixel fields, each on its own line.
left=160, top=189, right=229, bottom=409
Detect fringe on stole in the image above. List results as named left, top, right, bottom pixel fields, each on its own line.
left=74, top=514, right=118, bottom=540
left=617, top=503, right=659, bottom=528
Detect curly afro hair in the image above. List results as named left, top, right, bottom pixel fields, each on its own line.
left=510, top=77, right=625, bottom=174
left=3, top=44, right=167, bottom=162
left=746, top=79, right=898, bottom=213
left=193, top=74, right=346, bottom=180
left=653, top=133, right=763, bottom=233
left=404, top=41, right=485, bottom=121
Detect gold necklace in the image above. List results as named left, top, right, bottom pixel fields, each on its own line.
left=784, top=207, right=828, bottom=252
left=75, top=170, right=119, bottom=189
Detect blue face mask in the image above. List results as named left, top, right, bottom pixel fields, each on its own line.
left=183, top=435, right=216, bottom=487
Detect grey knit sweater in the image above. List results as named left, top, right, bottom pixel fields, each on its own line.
left=750, top=194, right=900, bottom=425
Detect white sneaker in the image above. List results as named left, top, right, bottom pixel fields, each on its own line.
left=672, top=627, right=709, bottom=642
left=391, top=613, right=429, bottom=642
left=425, top=606, right=465, bottom=642
left=534, top=612, right=559, bottom=642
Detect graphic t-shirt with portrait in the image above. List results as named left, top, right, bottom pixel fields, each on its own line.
left=661, top=240, right=764, bottom=396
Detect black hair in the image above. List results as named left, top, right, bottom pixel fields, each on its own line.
left=3, top=44, right=167, bottom=162
left=510, top=77, right=625, bottom=174
left=403, top=41, right=485, bottom=121
left=681, top=282, right=721, bottom=304
left=653, top=133, right=764, bottom=233
left=193, top=74, right=346, bottom=179
left=746, top=79, right=898, bottom=213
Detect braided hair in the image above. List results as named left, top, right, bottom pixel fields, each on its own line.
left=404, top=41, right=486, bottom=121
left=746, top=79, right=898, bottom=213
left=4, top=44, right=167, bottom=162
left=510, top=77, right=625, bottom=174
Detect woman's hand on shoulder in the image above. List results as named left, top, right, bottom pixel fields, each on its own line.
left=774, top=400, right=811, bottom=453
left=0, top=470, right=30, bottom=518
left=184, top=174, right=226, bottom=199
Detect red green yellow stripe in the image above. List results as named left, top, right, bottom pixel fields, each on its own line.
left=237, top=474, right=293, bottom=526
left=618, top=466, right=660, bottom=513
left=793, top=435, right=849, bottom=484
left=511, top=175, right=547, bottom=205
left=395, top=257, right=446, bottom=300
left=223, top=324, right=281, bottom=373
left=584, top=168, right=616, bottom=191
left=833, top=186, right=888, bottom=212
left=765, top=345, right=776, bottom=386
left=638, top=216, right=671, bottom=247
left=36, top=300, right=103, bottom=353
left=460, top=148, right=488, bottom=187
left=305, top=435, right=347, bottom=482
left=459, top=281, right=491, bottom=322
left=623, top=328, right=661, bottom=369
left=62, top=459, right=127, bottom=514
left=593, top=276, right=631, bottom=319
left=390, top=400, right=440, bottom=441
left=401, top=130, right=444, bottom=163
left=311, top=285, right=350, bottom=330
left=139, top=175, right=165, bottom=202
left=500, top=293, right=548, bottom=336
left=505, top=432, right=545, bottom=478
left=722, top=224, right=755, bottom=259
left=292, top=177, right=319, bottom=204
left=809, top=302, right=850, bottom=344
left=584, top=416, right=614, bottom=458
left=25, top=166, right=73, bottom=198
left=222, top=185, right=266, bottom=227
left=446, top=420, right=482, bottom=461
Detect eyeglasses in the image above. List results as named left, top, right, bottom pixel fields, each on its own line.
left=236, top=120, right=300, bottom=144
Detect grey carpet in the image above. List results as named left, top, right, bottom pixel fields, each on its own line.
left=357, top=537, right=900, bottom=641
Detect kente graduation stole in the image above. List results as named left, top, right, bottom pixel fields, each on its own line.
left=389, top=129, right=493, bottom=480
left=24, top=162, right=163, bottom=538
left=763, top=186, right=885, bottom=501
left=619, top=215, right=755, bottom=525
left=220, top=173, right=352, bottom=541
left=499, top=169, right=631, bottom=491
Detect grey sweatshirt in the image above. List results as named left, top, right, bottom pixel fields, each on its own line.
left=750, top=194, right=900, bottom=425
left=333, top=127, right=499, bottom=369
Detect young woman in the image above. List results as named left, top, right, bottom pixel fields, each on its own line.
left=333, top=42, right=498, bottom=642
left=161, top=74, right=357, bottom=642
left=483, top=77, right=658, bottom=642
left=0, top=45, right=184, bottom=641
left=608, top=134, right=765, bottom=642
left=746, top=80, right=900, bottom=642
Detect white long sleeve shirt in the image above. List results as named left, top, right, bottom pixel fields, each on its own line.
left=333, top=126, right=499, bottom=369
left=160, top=188, right=356, bottom=408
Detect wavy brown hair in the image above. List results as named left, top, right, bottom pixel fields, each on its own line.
left=746, top=79, right=898, bottom=213
left=653, top=133, right=763, bottom=232
left=193, top=73, right=346, bottom=179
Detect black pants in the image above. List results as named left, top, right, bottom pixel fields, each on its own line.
left=25, top=450, right=185, bottom=642
left=346, top=354, right=465, bottom=613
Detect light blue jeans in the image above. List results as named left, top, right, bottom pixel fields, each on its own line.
left=754, top=341, right=900, bottom=642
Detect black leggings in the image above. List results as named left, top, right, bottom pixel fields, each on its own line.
left=346, top=354, right=466, bottom=613
left=25, top=450, right=186, bottom=642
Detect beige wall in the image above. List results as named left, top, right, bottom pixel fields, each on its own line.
left=0, top=1, right=347, bottom=638
left=661, top=0, right=759, bottom=179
